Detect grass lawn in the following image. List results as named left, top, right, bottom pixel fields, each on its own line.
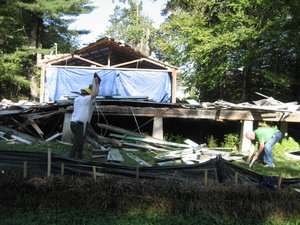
left=1, top=137, right=300, bottom=178
left=234, top=137, right=300, bottom=178
left=0, top=210, right=297, bottom=225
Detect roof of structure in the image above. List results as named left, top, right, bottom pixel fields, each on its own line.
left=42, top=37, right=177, bottom=70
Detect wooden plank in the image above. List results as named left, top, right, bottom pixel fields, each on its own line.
left=45, top=133, right=62, bottom=142
left=28, top=119, right=44, bottom=138
left=97, top=105, right=300, bottom=122
left=98, top=106, right=218, bottom=119
left=0, top=126, right=38, bottom=143
left=0, top=110, right=24, bottom=116
left=96, top=123, right=144, bottom=137
left=10, top=117, right=35, bottom=136
left=74, top=55, right=105, bottom=67
left=48, top=65, right=171, bottom=72
left=110, top=133, right=190, bottom=148
left=111, top=58, right=142, bottom=68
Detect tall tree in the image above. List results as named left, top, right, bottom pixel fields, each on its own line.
left=157, top=0, right=300, bottom=102
left=0, top=0, right=94, bottom=100
left=17, top=0, right=93, bottom=50
left=106, top=0, right=156, bottom=56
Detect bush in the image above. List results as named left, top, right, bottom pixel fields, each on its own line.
left=207, top=135, right=218, bottom=148
left=222, top=133, right=240, bottom=151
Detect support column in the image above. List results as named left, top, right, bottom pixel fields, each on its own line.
left=62, top=112, right=72, bottom=142
left=279, top=122, right=288, bottom=138
left=39, top=65, right=46, bottom=103
left=171, top=69, right=177, bottom=103
left=239, top=120, right=253, bottom=155
left=152, top=117, right=164, bottom=140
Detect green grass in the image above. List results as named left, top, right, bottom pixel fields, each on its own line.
left=0, top=209, right=299, bottom=225
left=0, top=141, right=95, bottom=160
left=0, top=141, right=71, bottom=154
left=1, top=136, right=300, bottom=178
left=234, top=137, right=300, bottom=178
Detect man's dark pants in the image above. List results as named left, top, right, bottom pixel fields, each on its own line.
left=70, top=121, right=85, bottom=159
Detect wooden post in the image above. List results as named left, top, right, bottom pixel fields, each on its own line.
left=136, top=166, right=140, bottom=180
left=62, top=112, right=72, bottom=142
left=278, top=175, right=282, bottom=190
left=47, top=150, right=51, bottom=177
left=107, top=49, right=111, bottom=67
left=279, top=122, right=288, bottom=138
left=61, top=162, right=64, bottom=176
left=92, top=166, right=97, bottom=181
left=214, top=168, right=218, bottom=183
left=239, top=120, right=253, bottom=155
left=152, top=117, right=163, bottom=140
left=204, top=169, right=208, bottom=186
left=23, top=161, right=28, bottom=179
left=171, top=69, right=177, bottom=103
left=234, top=172, right=239, bottom=185
left=39, top=65, right=46, bottom=103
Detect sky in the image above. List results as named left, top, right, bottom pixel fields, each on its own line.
left=69, top=0, right=168, bottom=46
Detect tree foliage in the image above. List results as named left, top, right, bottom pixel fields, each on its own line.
left=105, top=0, right=156, bottom=56
left=157, top=0, right=300, bottom=102
left=0, top=0, right=94, bottom=99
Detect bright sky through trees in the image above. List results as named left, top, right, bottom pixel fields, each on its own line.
left=69, top=0, right=167, bottom=45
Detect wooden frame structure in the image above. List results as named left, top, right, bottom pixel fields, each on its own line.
left=38, top=37, right=178, bottom=103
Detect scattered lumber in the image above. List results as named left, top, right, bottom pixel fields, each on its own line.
left=96, top=123, right=144, bottom=138
left=0, top=125, right=39, bottom=143
left=126, top=152, right=151, bottom=166
left=110, top=133, right=190, bottom=149
left=107, top=149, right=124, bottom=162
left=45, top=133, right=62, bottom=142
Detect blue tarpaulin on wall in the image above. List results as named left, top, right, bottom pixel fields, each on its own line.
left=44, top=67, right=171, bottom=103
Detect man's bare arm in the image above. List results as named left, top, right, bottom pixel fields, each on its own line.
left=249, top=143, right=264, bottom=168
left=91, top=76, right=100, bottom=97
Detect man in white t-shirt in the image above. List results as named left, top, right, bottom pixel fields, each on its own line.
left=70, top=73, right=101, bottom=159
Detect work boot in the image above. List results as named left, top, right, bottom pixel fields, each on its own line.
left=264, top=163, right=275, bottom=168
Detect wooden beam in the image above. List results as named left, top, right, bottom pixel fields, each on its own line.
left=28, top=118, right=44, bottom=138
left=73, top=55, right=105, bottom=67
left=46, top=54, right=73, bottom=65
left=142, top=58, right=174, bottom=70
left=48, top=65, right=170, bottom=72
left=171, top=69, right=177, bottom=103
left=112, top=58, right=143, bottom=68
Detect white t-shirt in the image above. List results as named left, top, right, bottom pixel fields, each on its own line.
left=71, top=95, right=95, bottom=125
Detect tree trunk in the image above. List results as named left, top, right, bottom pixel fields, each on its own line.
left=29, top=16, right=43, bottom=100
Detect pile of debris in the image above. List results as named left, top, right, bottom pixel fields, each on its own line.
left=0, top=100, right=242, bottom=166
left=200, top=92, right=300, bottom=112
left=84, top=123, right=243, bottom=167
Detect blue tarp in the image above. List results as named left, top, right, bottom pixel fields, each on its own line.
left=44, top=67, right=171, bottom=103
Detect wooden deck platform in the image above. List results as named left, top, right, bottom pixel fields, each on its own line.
left=95, top=105, right=300, bottom=122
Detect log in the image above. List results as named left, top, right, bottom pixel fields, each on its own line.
left=96, top=123, right=144, bottom=137
left=87, top=125, right=122, bottom=147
